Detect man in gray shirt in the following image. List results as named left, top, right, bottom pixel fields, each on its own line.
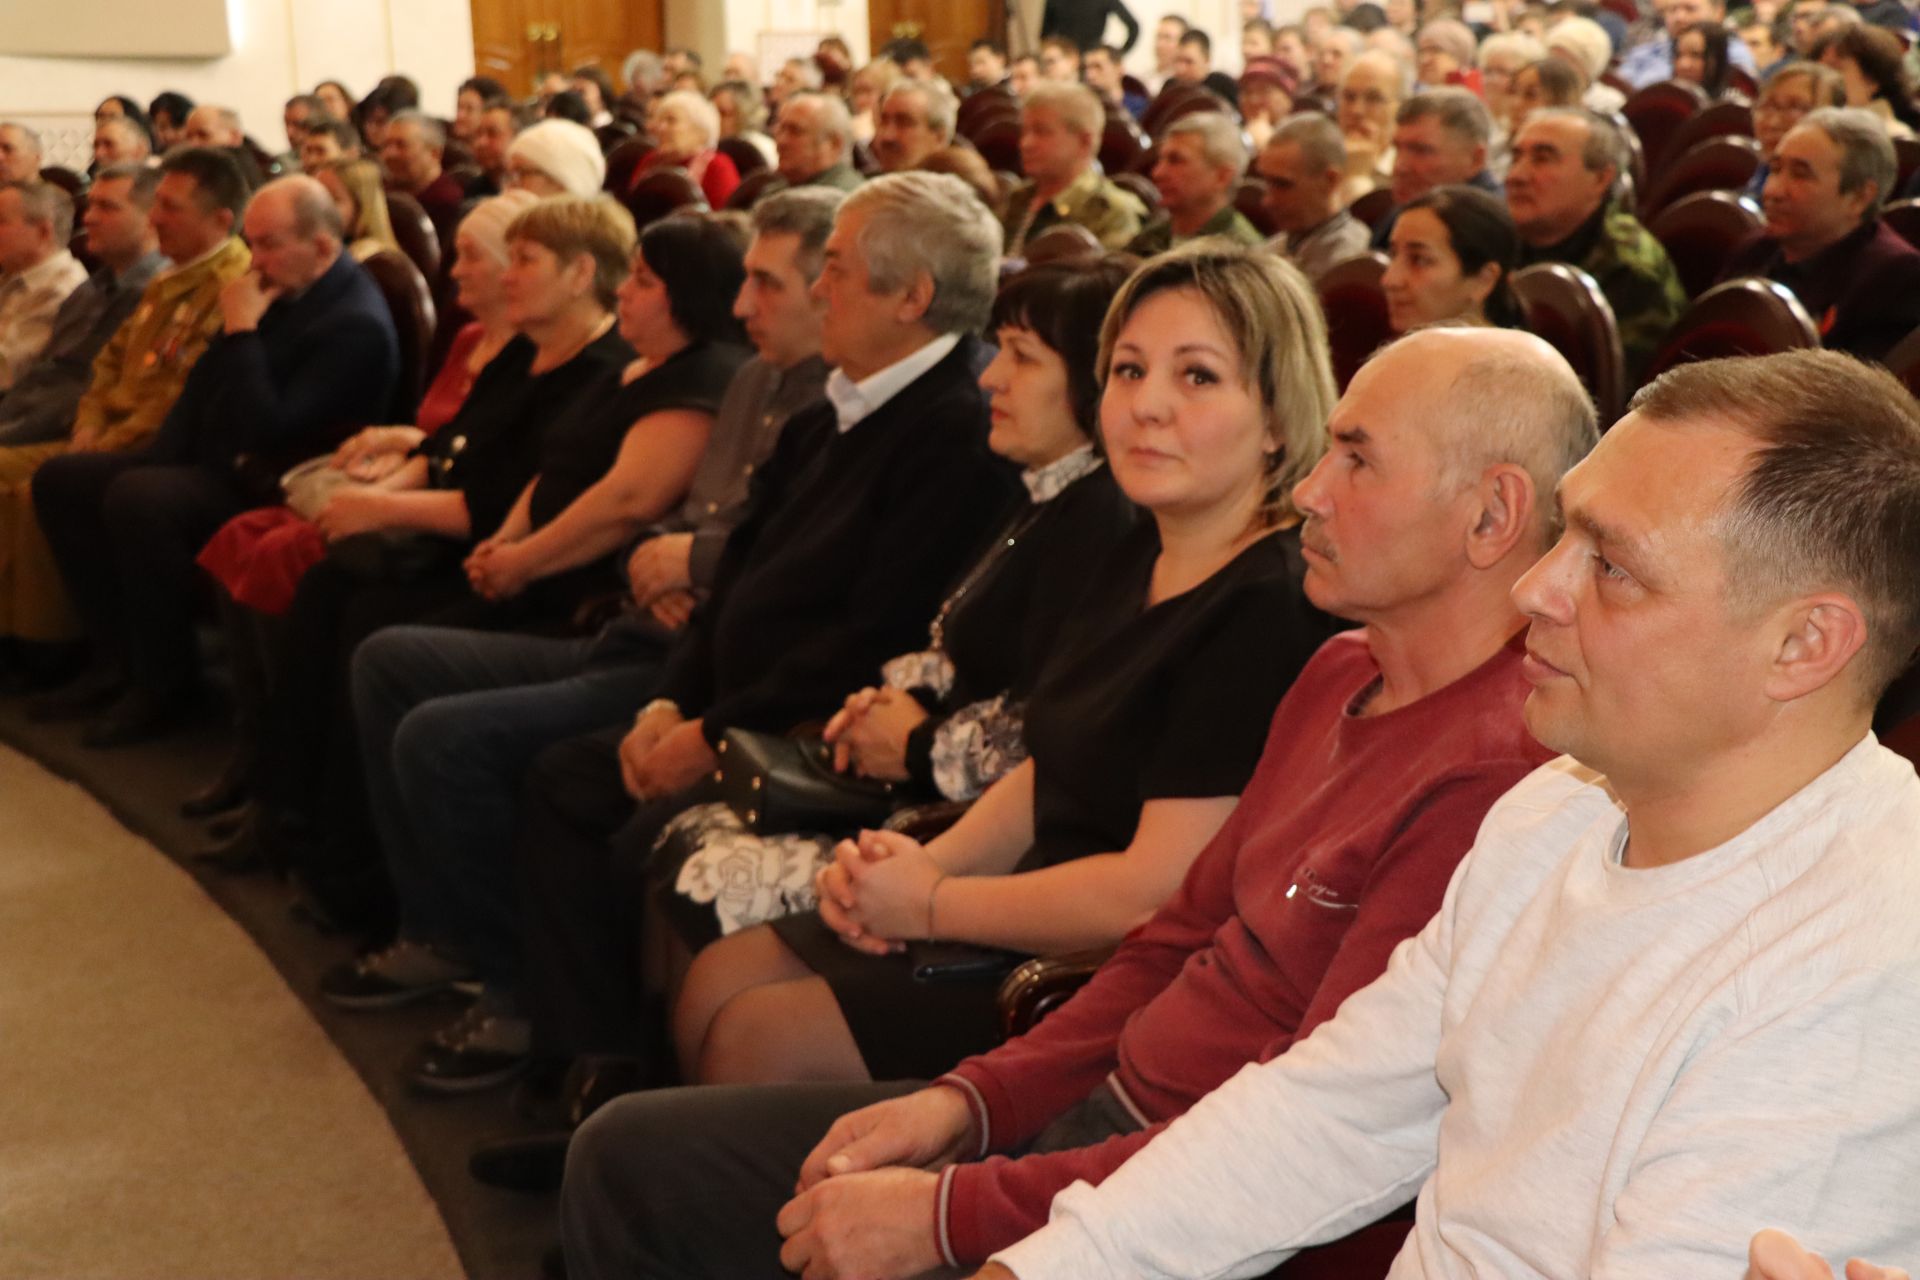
left=317, top=189, right=844, bottom=1065
left=1257, top=116, right=1372, bottom=284
left=0, top=165, right=165, bottom=446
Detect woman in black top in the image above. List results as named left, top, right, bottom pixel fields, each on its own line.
left=654, top=258, right=1143, bottom=956
left=676, top=244, right=1345, bottom=1083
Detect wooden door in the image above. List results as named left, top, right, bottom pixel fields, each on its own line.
left=469, top=0, right=663, bottom=96
left=868, top=0, right=1007, bottom=84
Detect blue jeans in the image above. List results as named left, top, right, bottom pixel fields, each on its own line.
left=350, top=623, right=665, bottom=985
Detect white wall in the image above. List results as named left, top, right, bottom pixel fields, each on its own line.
left=665, top=0, right=871, bottom=85
left=0, top=0, right=475, bottom=168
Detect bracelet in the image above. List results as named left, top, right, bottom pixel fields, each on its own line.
left=634, top=697, right=679, bottom=728
left=925, top=873, right=947, bottom=940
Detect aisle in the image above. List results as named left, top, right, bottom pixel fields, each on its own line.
left=0, top=743, right=465, bottom=1279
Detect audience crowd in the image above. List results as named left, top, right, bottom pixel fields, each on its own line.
left=4, top=6, right=1920, bottom=1279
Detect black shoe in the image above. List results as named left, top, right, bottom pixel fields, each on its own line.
left=182, top=759, right=249, bottom=818
left=407, top=998, right=531, bottom=1095
left=467, top=1131, right=572, bottom=1193
left=81, top=690, right=192, bottom=748
left=319, top=940, right=479, bottom=1011
left=25, top=666, right=123, bottom=722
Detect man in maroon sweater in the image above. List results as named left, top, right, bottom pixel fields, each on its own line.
left=558, top=327, right=1600, bottom=1280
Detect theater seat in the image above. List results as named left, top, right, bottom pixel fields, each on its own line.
left=1139, top=83, right=1218, bottom=138
left=623, top=167, right=708, bottom=227
left=970, top=117, right=1023, bottom=174
left=1641, top=276, right=1819, bottom=384
left=1317, top=251, right=1392, bottom=391
left=1881, top=197, right=1920, bottom=252
left=1347, top=187, right=1396, bottom=229
left=1100, top=114, right=1149, bottom=178
left=957, top=86, right=1018, bottom=138
left=595, top=121, right=637, bottom=154
left=1896, top=138, right=1920, bottom=195
left=1021, top=223, right=1103, bottom=266
left=1509, top=262, right=1627, bottom=423
left=1111, top=170, right=1161, bottom=214
left=1660, top=98, right=1755, bottom=167
left=1647, top=189, right=1764, bottom=298
left=1622, top=79, right=1708, bottom=176
left=1880, top=323, right=1920, bottom=397
left=384, top=191, right=442, bottom=283
left=715, top=136, right=767, bottom=178
left=1236, top=177, right=1278, bottom=236
left=725, top=169, right=787, bottom=211
left=604, top=135, right=655, bottom=195
left=359, top=249, right=438, bottom=422
left=1640, top=136, right=1763, bottom=219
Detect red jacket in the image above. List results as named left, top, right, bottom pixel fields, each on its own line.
left=935, top=630, right=1552, bottom=1267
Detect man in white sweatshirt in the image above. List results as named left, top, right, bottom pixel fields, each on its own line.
left=972, top=348, right=1920, bottom=1280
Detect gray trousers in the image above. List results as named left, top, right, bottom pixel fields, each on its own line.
left=560, top=1079, right=1141, bottom=1280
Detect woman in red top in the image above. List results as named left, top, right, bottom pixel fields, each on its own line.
left=629, top=89, right=739, bottom=210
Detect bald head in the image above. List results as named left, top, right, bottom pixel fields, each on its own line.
left=185, top=105, right=244, bottom=149
left=243, top=174, right=344, bottom=291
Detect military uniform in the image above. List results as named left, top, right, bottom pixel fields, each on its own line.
left=1125, top=202, right=1266, bottom=257
left=0, top=235, right=250, bottom=642
left=1517, top=199, right=1684, bottom=385
left=1000, top=168, right=1148, bottom=255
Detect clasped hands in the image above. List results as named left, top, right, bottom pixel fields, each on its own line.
left=822, top=685, right=927, bottom=782
left=464, top=535, right=535, bottom=602
left=626, top=532, right=698, bottom=631
left=815, top=828, right=946, bottom=956
left=775, top=1086, right=978, bottom=1280
left=616, top=701, right=717, bottom=801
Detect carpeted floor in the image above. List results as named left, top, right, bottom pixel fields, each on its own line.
left=0, top=694, right=561, bottom=1280
left=0, top=743, right=463, bottom=1278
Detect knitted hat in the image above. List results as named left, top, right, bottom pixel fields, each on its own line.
left=1548, top=17, right=1614, bottom=84
left=507, top=119, right=607, bottom=197
left=1418, top=19, right=1479, bottom=71
left=456, top=189, right=540, bottom=263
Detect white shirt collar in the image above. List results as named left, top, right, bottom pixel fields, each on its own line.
left=825, top=331, right=962, bottom=434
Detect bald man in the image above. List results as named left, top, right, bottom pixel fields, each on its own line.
left=33, top=174, right=400, bottom=744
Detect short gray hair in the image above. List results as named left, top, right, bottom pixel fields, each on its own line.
left=751, top=185, right=845, bottom=280
left=783, top=56, right=826, bottom=91
left=1, top=122, right=44, bottom=157
left=1271, top=111, right=1347, bottom=173
left=97, top=117, right=150, bottom=154
left=0, top=180, right=73, bottom=246
left=623, top=49, right=665, bottom=94
left=659, top=89, right=721, bottom=149
left=883, top=78, right=958, bottom=144
left=1531, top=107, right=1623, bottom=177
left=841, top=171, right=1000, bottom=334
left=1415, top=333, right=1600, bottom=540
left=1024, top=81, right=1104, bottom=139
left=1165, top=110, right=1249, bottom=176
left=1797, top=106, right=1898, bottom=212
left=95, top=162, right=161, bottom=206
left=389, top=109, right=446, bottom=150
left=785, top=92, right=853, bottom=151
left=1478, top=32, right=1546, bottom=69
left=1399, top=87, right=1492, bottom=148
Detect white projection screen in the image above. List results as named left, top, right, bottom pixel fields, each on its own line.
left=0, top=0, right=232, bottom=58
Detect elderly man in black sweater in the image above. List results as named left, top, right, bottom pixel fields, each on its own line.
left=419, top=172, right=1022, bottom=1107
left=33, top=173, right=398, bottom=745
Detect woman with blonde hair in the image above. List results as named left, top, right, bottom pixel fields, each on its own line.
left=673, top=242, right=1345, bottom=1086
left=317, top=156, right=400, bottom=261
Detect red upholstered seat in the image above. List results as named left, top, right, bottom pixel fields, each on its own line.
left=1317, top=251, right=1392, bottom=391
left=1661, top=97, right=1754, bottom=164
left=1236, top=177, right=1278, bottom=236
left=970, top=117, right=1023, bottom=175
left=1022, top=223, right=1103, bottom=266
left=1882, top=198, right=1920, bottom=252
left=1640, top=135, right=1763, bottom=218
left=359, top=249, right=438, bottom=422
left=716, top=136, right=767, bottom=178
left=1139, top=83, right=1219, bottom=138
left=1347, top=187, right=1396, bottom=229
left=957, top=86, right=1018, bottom=137
left=1647, top=189, right=1765, bottom=298
left=1099, top=114, right=1149, bottom=178
left=1640, top=276, right=1819, bottom=384
left=385, top=191, right=442, bottom=283
left=1880, top=323, right=1920, bottom=398
left=725, top=169, right=786, bottom=211
left=1509, top=262, right=1628, bottom=424
left=1111, top=170, right=1161, bottom=214
left=622, top=166, right=708, bottom=227
left=1895, top=138, right=1920, bottom=194
left=603, top=135, right=655, bottom=194
left=1622, top=79, right=1708, bottom=176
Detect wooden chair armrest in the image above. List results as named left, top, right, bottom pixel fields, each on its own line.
left=997, top=947, right=1116, bottom=1038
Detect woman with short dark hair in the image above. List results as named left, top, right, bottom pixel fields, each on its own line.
left=1383, top=184, right=1522, bottom=334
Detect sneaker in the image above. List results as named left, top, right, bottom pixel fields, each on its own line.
left=319, top=939, right=478, bottom=1010
left=407, top=993, right=532, bottom=1095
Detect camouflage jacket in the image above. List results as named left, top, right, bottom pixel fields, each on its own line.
left=1125, top=202, right=1266, bottom=257
left=1000, top=168, right=1148, bottom=254
left=1520, top=200, right=1685, bottom=385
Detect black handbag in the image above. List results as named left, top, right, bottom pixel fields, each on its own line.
left=716, top=728, right=898, bottom=836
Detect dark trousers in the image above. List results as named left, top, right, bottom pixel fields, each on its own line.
left=33, top=452, right=246, bottom=700
left=350, top=623, right=660, bottom=986
left=559, top=1080, right=1140, bottom=1280
left=514, top=728, right=721, bottom=1058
